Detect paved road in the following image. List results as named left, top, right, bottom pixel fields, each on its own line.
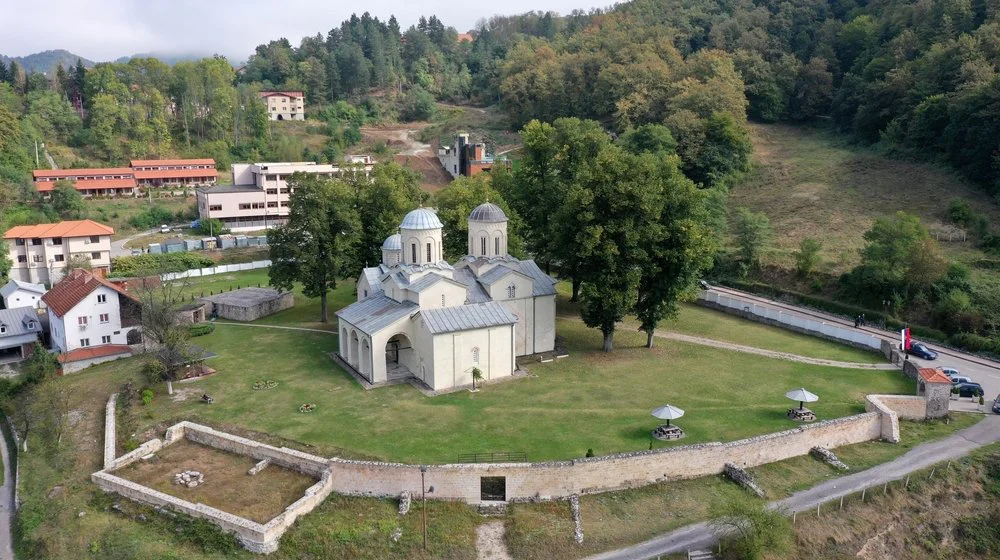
left=586, top=415, right=1000, bottom=560
left=110, top=228, right=156, bottom=258
left=0, top=424, right=14, bottom=560
left=707, top=286, right=1000, bottom=413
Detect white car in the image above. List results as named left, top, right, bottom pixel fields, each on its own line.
left=941, top=367, right=961, bottom=378
left=160, top=224, right=171, bottom=233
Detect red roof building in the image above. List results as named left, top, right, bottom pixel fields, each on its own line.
left=4, top=220, right=116, bottom=285
left=31, top=158, right=218, bottom=196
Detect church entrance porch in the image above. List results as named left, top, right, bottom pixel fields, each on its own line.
left=385, top=334, right=417, bottom=382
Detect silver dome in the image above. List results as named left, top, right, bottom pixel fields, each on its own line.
left=399, top=208, right=443, bottom=230
left=381, top=233, right=402, bottom=250
left=468, top=202, right=507, bottom=223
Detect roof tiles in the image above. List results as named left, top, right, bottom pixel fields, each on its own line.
left=420, top=302, right=517, bottom=334
left=4, top=219, right=114, bottom=239
left=41, top=269, right=136, bottom=317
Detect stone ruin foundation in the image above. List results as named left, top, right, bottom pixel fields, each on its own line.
left=174, top=470, right=205, bottom=488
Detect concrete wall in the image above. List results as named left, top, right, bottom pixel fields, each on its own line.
left=867, top=394, right=925, bottom=421
left=160, top=260, right=272, bottom=282
left=327, top=412, right=887, bottom=502
left=210, top=292, right=293, bottom=322
left=699, top=291, right=883, bottom=352
left=103, top=393, right=118, bottom=469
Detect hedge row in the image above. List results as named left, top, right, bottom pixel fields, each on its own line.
left=110, top=253, right=214, bottom=277
left=188, top=323, right=215, bottom=337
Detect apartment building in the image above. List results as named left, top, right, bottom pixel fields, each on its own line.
left=4, top=220, right=115, bottom=285
left=260, top=91, right=305, bottom=121
left=32, top=158, right=218, bottom=196
left=33, top=168, right=137, bottom=197
left=196, top=157, right=374, bottom=232
left=129, top=159, right=218, bottom=187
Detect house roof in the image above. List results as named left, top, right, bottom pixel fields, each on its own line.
left=259, top=91, right=304, bottom=98
left=0, top=279, right=46, bottom=298
left=130, top=159, right=216, bottom=167
left=57, top=344, right=131, bottom=364
left=420, top=302, right=517, bottom=335
left=133, top=168, right=219, bottom=180
left=41, top=269, right=137, bottom=317
left=336, top=294, right=417, bottom=335
left=36, top=178, right=137, bottom=191
left=456, top=32, right=474, bottom=42
left=919, top=368, right=952, bottom=384
left=33, top=167, right=133, bottom=179
left=5, top=220, right=115, bottom=239
left=0, top=308, right=43, bottom=338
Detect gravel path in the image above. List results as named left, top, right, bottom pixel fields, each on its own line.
left=213, top=322, right=335, bottom=334
left=476, top=520, right=512, bottom=560
left=585, top=415, right=1000, bottom=560
left=0, top=423, right=14, bottom=560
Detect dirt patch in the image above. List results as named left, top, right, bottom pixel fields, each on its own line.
left=476, top=520, right=512, bottom=560
left=116, top=439, right=317, bottom=523
left=170, top=387, right=201, bottom=402
left=363, top=124, right=452, bottom=191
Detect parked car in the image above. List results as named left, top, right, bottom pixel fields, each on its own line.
left=160, top=224, right=171, bottom=233
left=698, top=279, right=711, bottom=290
left=950, top=375, right=974, bottom=385
left=992, top=394, right=1000, bottom=414
left=941, top=367, right=961, bottom=378
left=955, top=382, right=984, bottom=398
left=909, top=342, right=938, bottom=360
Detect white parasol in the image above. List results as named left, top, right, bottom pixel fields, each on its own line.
left=651, top=404, right=686, bottom=427
left=785, top=388, right=819, bottom=410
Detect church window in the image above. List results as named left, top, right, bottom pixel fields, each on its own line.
left=472, top=347, right=480, bottom=363
left=481, top=237, right=487, bottom=255
left=363, top=290, right=368, bottom=298
left=495, top=237, right=500, bottom=255
left=411, top=243, right=417, bottom=263
left=427, top=242, right=432, bottom=262
left=441, top=294, right=446, bottom=307
left=507, top=284, right=516, bottom=298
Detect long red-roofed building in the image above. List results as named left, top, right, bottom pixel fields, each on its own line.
left=32, top=158, right=217, bottom=197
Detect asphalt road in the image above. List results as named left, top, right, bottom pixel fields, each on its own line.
left=707, top=285, right=1000, bottom=414
left=585, top=415, right=1000, bottom=560
left=0, top=425, right=14, bottom=560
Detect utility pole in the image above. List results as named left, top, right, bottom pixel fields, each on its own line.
left=420, top=466, right=428, bottom=550
left=34, top=140, right=39, bottom=167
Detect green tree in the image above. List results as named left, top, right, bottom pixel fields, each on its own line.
left=433, top=171, right=523, bottom=260
left=269, top=173, right=360, bottom=322
left=794, top=238, right=823, bottom=277
left=617, top=124, right=677, bottom=155
left=635, top=155, right=716, bottom=348
left=710, top=496, right=792, bottom=560
left=351, top=163, right=424, bottom=271
left=853, top=211, right=948, bottom=303
left=49, top=180, right=86, bottom=219
left=0, top=242, right=10, bottom=279
left=733, top=208, right=772, bottom=269
left=400, top=85, right=436, bottom=121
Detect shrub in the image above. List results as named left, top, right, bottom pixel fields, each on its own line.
left=585, top=448, right=594, bottom=457
left=949, top=332, right=997, bottom=353
left=192, top=218, right=228, bottom=236
left=110, top=253, right=214, bottom=277
left=710, top=496, right=792, bottom=560
left=400, top=86, right=436, bottom=122
left=141, top=389, right=153, bottom=406
left=188, top=323, right=215, bottom=337
left=794, top=238, right=823, bottom=277
left=128, top=205, right=176, bottom=230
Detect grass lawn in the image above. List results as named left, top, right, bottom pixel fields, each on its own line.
left=84, top=196, right=195, bottom=239
left=137, top=313, right=911, bottom=463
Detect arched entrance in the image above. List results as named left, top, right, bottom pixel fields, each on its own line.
left=361, top=338, right=371, bottom=376
left=385, top=334, right=416, bottom=381
left=350, top=331, right=360, bottom=369
left=341, top=327, right=349, bottom=360
left=277, top=114, right=284, bottom=121
left=126, top=329, right=142, bottom=345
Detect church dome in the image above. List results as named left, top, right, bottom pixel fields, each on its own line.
left=381, top=233, right=401, bottom=250
left=399, top=208, right=443, bottom=230
left=469, top=202, right=507, bottom=223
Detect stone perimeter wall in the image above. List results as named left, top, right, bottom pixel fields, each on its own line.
left=92, top=421, right=335, bottom=554
left=103, top=393, right=118, bottom=469
left=327, top=411, right=891, bottom=502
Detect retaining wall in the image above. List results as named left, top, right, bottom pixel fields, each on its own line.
left=864, top=395, right=902, bottom=442
left=103, top=393, right=118, bottom=469
left=161, top=260, right=271, bottom=282
left=867, top=395, right=926, bottom=421
left=93, top=421, right=333, bottom=554
left=698, top=291, right=883, bottom=352
left=327, top=412, right=885, bottom=502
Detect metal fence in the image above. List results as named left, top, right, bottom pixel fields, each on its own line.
left=699, top=291, right=883, bottom=351
left=161, top=260, right=272, bottom=281
left=457, top=451, right=528, bottom=463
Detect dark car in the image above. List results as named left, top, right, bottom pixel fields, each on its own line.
left=955, top=382, right=984, bottom=398
left=909, top=342, right=939, bottom=360
left=993, top=394, right=1000, bottom=414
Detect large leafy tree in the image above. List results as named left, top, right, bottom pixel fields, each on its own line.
left=852, top=211, right=948, bottom=304
left=433, top=170, right=523, bottom=261
left=269, top=173, right=360, bottom=322
left=48, top=181, right=86, bottom=220
left=350, top=163, right=424, bottom=271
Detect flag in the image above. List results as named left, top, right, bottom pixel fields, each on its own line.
left=901, top=327, right=911, bottom=351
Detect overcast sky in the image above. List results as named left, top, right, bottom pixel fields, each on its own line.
left=0, top=0, right=604, bottom=62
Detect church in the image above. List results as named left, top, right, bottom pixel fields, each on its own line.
left=336, top=203, right=557, bottom=391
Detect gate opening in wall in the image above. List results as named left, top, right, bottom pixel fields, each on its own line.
left=480, top=476, right=506, bottom=501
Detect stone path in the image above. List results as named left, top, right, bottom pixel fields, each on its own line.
left=476, top=520, right=512, bottom=560
left=0, top=423, right=14, bottom=560
left=584, top=415, right=1000, bottom=560
left=213, top=322, right=335, bottom=334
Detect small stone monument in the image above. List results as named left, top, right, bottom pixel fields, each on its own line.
left=174, top=470, right=205, bottom=488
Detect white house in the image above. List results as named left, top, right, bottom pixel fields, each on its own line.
left=0, top=307, right=43, bottom=364
left=0, top=279, right=46, bottom=310
left=4, top=219, right=115, bottom=284
left=41, top=269, right=141, bottom=371
left=337, top=204, right=557, bottom=392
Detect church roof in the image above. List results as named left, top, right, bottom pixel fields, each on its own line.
left=477, top=264, right=532, bottom=287
left=336, top=294, right=417, bottom=335
left=381, top=233, right=402, bottom=250
left=469, top=202, right=507, bottom=223
left=515, top=259, right=559, bottom=297
left=361, top=266, right=386, bottom=297
left=420, top=302, right=518, bottom=334
left=399, top=208, right=443, bottom=230
left=452, top=268, right=492, bottom=304
left=456, top=256, right=558, bottom=298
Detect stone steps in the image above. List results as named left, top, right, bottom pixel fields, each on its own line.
left=687, top=550, right=717, bottom=560
left=478, top=502, right=508, bottom=516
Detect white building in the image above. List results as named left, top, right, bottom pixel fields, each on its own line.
left=337, top=204, right=557, bottom=392
left=259, top=91, right=305, bottom=121
left=196, top=157, right=374, bottom=232
left=42, top=269, right=141, bottom=370
left=0, top=279, right=46, bottom=310
left=0, top=308, right=43, bottom=364
left=4, top=220, right=114, bottom=285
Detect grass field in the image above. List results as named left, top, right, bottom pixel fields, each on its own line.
left=83, top=196, right=195, bottom=239
left=730, top=123, right=1000, bottom=274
